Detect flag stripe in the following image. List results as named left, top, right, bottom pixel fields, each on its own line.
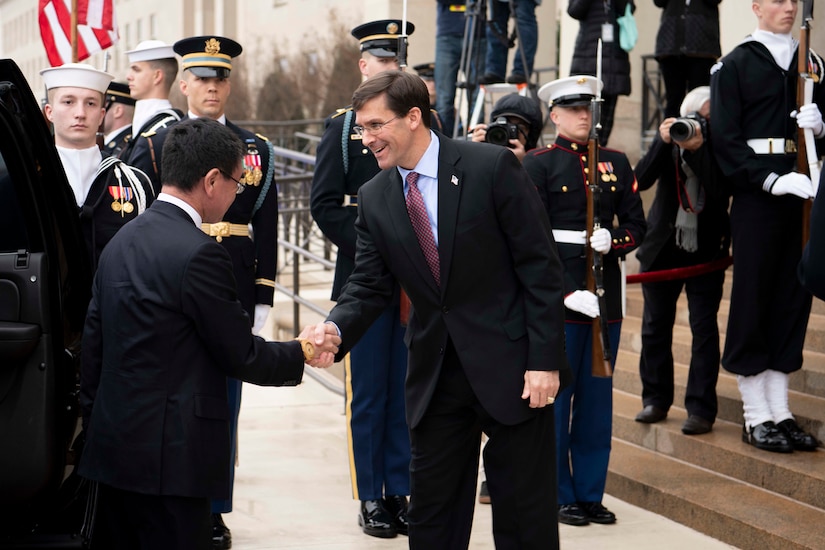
left=39, top=0, right=118, bottom=66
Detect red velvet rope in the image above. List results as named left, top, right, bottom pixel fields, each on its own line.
left=626, top=256, right=733, bottom=285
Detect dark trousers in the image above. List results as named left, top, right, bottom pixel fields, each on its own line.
left=723, top=193, right=812, bottom=375
left=346, top=304, right=410, bottom=500
left=639, top=268, right=724, bottom=421
left=97, top=483, right=211, bottom=550
left=556, top=322, right=620, bottom=505
left=407, top=344, right=558, bottom=550
left=657, top=56, right=716, bottom=118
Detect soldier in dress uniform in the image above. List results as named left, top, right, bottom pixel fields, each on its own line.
left=310, top=19, right=416, bottom=539
left=710, top=0, right=820, bottom=454
left=40, top=63, right=155, bottom=271
left=119, top=40, right=182, bottom=164
left=102, top=81, right=135, bottom=157
left=522, top=75, right=646, bottom=528
left=128, top=36, right=279, bottom=549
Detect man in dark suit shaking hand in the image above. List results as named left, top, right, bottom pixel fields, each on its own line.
left=79, top=118, right=340, bottom=550
left=310, top=70, right=569, bottom=549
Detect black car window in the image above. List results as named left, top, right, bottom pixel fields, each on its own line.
left=0, top=150, right=29, bottom=253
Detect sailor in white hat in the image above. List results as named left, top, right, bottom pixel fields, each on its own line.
left=40, top=62, right=155, bottom=270
left=522, top=73, right=645, bottom=528
left=120, top=40, right=182, bottom=163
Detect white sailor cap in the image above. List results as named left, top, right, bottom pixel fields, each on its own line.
left=40, top=63, right=113, bottom=94
left=126, top=40, right=176, bottom=63
left=538, top=75, right=602, bottom=108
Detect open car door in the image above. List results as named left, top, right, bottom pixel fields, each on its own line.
left=0, top=59, right=95, bottom=547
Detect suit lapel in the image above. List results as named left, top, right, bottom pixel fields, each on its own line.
left=436, top=136, right=462, bottom=294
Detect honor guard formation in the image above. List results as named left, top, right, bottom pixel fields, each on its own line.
left=21, top=1, right=825, bottom=548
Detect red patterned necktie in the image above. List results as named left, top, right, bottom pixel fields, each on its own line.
left=405, top=171, right=440, bottom=287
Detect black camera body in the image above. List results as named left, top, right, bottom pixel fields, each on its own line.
left=670, top=112, right=709, bottom=143
left=485, top=117, right=520, bottom=148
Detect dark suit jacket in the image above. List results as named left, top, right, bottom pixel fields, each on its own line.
left=328, top=134, right=569, bottom=429
left=79, top=200, right=304, bottom=499
left=634, top=133, right=730, bottom=272
left=129, top=118, right=279, bottom=313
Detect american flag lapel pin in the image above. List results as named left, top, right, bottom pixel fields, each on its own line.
left=451, top=175, right=459, bottom=186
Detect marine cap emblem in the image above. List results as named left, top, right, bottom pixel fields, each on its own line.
left=205, top=38, right=221, bottom=55
left=577, top=77, right=586, bottom=85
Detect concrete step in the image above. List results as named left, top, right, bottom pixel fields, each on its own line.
left=612, top=348, right=825, bottom=442
left=612, top=390, right=825, bottom=510
left=607, top=437, right=825, bottom=550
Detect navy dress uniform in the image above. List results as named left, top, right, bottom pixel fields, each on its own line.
left=310, top=19, right=416, bottom=539
left=119, top=40, right=183, bottom=164
left=40, top=63, right=155, bottom=272
left=102, top=81, right=135, bottom=158
left=710, top=29, right=822, bottom=452
left=127, top=36, right=280, bottom=545
left=522, top=75, right=645, bottom=525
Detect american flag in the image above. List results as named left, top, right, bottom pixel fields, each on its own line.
left=39, top=0, right=119, bottom=66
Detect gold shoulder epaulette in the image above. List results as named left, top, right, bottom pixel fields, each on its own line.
left=331, top=106, right=353, bottom=119
left=140, top=130, right=157, bottom=138
left=256, top=133, right=270, bottom=142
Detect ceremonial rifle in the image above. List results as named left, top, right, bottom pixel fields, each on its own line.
left=586, top=40, right=613, bottom=378
left=799, top=0, right=819, bottom=246
left=398, top=0, right=410, bottom=69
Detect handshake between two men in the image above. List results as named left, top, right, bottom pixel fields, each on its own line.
left=296, top=323, right=342, bottom=369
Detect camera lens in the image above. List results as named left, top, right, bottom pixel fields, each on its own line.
left=486, top=125, right=511, bottom=147
left=670, top=118, right=698, bottom=142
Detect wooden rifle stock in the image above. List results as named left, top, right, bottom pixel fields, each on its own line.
left=585, top=134, right=613, bottom=378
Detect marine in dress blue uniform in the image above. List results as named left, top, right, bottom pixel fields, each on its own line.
left=309, top=19, right=416, bottom=539
left=127, top=36, right=279, bottom=548
left=523, top=75, right=645, bottom=527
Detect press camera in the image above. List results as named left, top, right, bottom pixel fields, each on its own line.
left=670, top=112, right=709, bottom=143
left=485, top=117, right=520, bottom=148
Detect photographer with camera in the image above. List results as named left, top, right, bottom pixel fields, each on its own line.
left=633, top=86, right=731, bottom=436
left=469, top=93, right=543, bottom=161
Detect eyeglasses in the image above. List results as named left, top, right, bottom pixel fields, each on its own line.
left=353, top=115, right=402, bottom=137
left=220, top=170, right=246, bottom=194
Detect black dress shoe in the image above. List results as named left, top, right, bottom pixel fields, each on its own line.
left=506, top=73, right=527, bottom=84
left=358, top=499, right=397, bottom=538
left=635, top=405, right=667, bottom=423
left=211, top=513, right=232, bottom=550
left=742, top=421, right=793, bottom=453
left=777, top=418, right=819, bottom=451
left=579, top=501, right=617, bottom=524
left=383, top=495, right=409, bottom=536
left=682, top=415, right=713, bottom=435
left=558, top=503, right=589, bottom=526
left=479, top=72, right=505, bottom=84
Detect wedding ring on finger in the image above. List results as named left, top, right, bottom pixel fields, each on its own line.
left=546, top=396, right=555, bottom=405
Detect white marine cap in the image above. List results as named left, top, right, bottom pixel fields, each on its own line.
left=538, top=75, right=603, bottom=108
left=126, top=40, right=176, bottom=63
left=40, top=63, right=113, bottom=94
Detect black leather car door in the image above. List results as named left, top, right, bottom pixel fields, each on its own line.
left=0, top=59, right=91, bottom=530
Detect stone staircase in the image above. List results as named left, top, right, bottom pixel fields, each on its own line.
left=609, top=269, right=825, bottom=549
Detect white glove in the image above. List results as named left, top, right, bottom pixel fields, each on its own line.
left=795, top=103, right=825, bottom=137
left=766, top=172, right=815, bottom=199
left=252, top=304, right=272, bottom=335
left=589, top=228, right=612, bottom=254
left=564, top=290, right=600, bottom=318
